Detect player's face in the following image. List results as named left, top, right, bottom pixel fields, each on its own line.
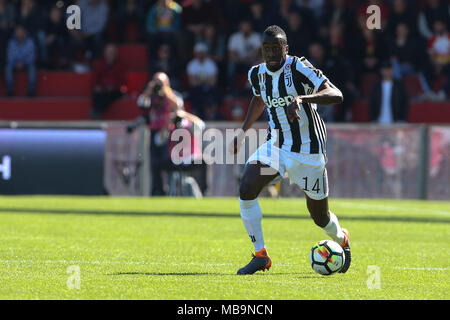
left=262, top=35, right=288, bottom=72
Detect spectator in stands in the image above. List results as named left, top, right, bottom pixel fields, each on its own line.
left=227, top=19, right=261, bottom=94
left=283, top=9, right=314, bottom=57
left=44, top=5, right=70, bottom=69
left=327, top=22, right=348, bottom=59
left=422, top=18, right=450, bottom=100
left=90, top=44, right=126, bottom=119
left=16, top=0, right=45, bottom=66
left=186, top=42, right=220, bottom=119
left=352, top=27, right=385, bottom=76
left=387, top=22, right=426, bottom=80
left=0, top=0, right=14, bottom=30
left=277, top=0, right=299, bottom=24
left=0, top=0, right=15, bottom=70
left=117, top=0, right=145, bottom=43
left=295, top=0, right=325, bottom=19
left=150, top=43, right=182, bottom=90
left=369, top=61, right=409, bottom=124
left=320, top=0, right=354, bottom=41
left=202, top=24, right=226, bottom=66
left=145, top=0, right=182, bottom=58
left=307, top=40, right=356, bottom=122
left=72, top=0, right=109, bottom=60
left=218, top=0, right=248, bottom=32
left=307, top=42, right=334, bottom=122
left=386, top=0, right=417, bottom=36
left=427, top=19, right=450, bottom=67
left=247, top=1, right=270, bottom=34
left=182, top=0, right=218, bottom=38
left=5, top=25, right=36, bottom=97
left=181, top=0, right=220, bottom=62
left=417, top=0, right=450, bottom=40
left=276, top=0, right=319, bottom=45
left=326, top=25, right=359, bottom=121
left=198, top=23, right=227, bottom=88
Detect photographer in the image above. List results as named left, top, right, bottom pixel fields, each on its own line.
left=127, top=72, right=205, bottom=196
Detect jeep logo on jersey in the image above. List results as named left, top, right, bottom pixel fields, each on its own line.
left=266, top=95, right=295, bottom=108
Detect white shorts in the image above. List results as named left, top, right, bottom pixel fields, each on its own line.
left=246, top=142, right=329, bottom=200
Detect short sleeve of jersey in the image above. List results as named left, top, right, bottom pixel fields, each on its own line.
left=295, top=57, right=328, bottom=93
left=248, top=66, right=261, bottom=97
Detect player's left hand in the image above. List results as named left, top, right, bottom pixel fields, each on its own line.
left=287, top=97, right=302, bottom=123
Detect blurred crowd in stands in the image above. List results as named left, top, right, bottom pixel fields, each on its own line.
left=0, top=0, right=449, bottom=122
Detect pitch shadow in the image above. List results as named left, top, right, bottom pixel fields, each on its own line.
left=108, top=272, right=314, bottom=277
left=108, top=272, right=226, bottom=276
left=0, top=207, right=448, bottom=224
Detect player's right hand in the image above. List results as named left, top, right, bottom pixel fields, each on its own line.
left=287, top=97, right=302, bottom=123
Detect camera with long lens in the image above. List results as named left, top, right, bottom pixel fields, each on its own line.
left=152, top=80, right=164, bottom=96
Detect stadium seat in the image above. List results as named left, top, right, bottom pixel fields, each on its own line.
left=125, top=21, right=140, bottom=43
left=402, top=74, right=424, bottom=100
left=431, top=75, right=447, bottom=93
left=359, top=73, right=379, bottom=99
left=126, top=71, right=149, bottom=97
left=117, top=44, right=148, bottom=71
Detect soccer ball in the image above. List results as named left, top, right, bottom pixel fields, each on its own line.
left=309, top=240, right=345, bottom=275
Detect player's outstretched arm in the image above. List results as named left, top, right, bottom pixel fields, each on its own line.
left=242, top=95, right=266, bottom=132
left=286, top=80, right=343, bottom=123
left=229, top=95, right=266, bottom=154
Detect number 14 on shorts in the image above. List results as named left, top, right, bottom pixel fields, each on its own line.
left=302, top=177, right=321, bottom=193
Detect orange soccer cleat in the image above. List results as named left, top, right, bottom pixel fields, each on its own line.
left=339, top=228, right=351, bottom=273
left=237, top=248, right=272, bottom=275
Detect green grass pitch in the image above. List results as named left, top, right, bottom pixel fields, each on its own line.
left=0, top=196, right=448, bottom=300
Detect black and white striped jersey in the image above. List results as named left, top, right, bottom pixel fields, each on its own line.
left=248, top=55, right=328, bottom=155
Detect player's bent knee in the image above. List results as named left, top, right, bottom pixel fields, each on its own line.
left=239, top=180, right=258, bottom=201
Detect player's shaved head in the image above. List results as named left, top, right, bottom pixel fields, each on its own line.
left=263, top=25, right=287, bottom=45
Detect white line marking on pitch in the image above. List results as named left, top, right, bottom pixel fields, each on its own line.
left=337, top=202, right=450, bottom=217
left=394, top=267, right=449, bottom=271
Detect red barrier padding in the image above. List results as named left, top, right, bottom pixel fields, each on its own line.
left=102, top=98, right=142, bottom=120
left=408, top=102, right=450, bottom=123
left=0, top=72, right=93, bottom=97
left=1, top=97, right=448, bottom=123
left=0, top=97, right=91, bottom=120
left=351, top=100, right=450, bottom=123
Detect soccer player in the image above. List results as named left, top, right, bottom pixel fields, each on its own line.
left=230, top=25, right=351, bottom=275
